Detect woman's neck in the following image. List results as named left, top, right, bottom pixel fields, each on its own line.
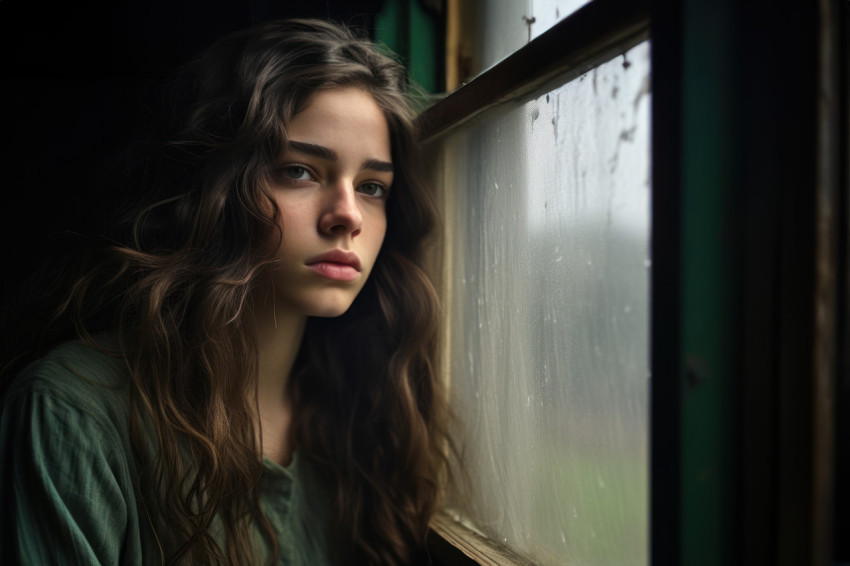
left=256, top=307, right=306, bottom=394
left=252, top=298, right=307, bottom=466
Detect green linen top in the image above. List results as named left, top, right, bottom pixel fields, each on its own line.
left=0, top=338, right=335, bottom=565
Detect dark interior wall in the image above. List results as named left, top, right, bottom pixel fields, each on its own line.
left=0, top=0, right=385, bottom=78
left=0, top=0, right=384, bottom=360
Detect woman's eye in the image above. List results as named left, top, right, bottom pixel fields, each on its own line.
left=281, top=166, right=312, bottom=181
left=358, top=182, right=387, bottom=198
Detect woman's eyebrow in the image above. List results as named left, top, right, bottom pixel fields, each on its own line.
left=288, top=140, right=393, bottom=173
left=362, top=158, right=394, bottom=173
left=287, top=140, right=337, bottom=161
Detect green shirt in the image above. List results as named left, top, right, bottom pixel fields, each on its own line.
left=0, top=338, right=335, bottom=565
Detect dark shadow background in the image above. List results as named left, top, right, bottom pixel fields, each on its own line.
left=0, top=0, right=385, bottom=371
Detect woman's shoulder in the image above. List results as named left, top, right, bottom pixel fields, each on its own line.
left=2, top=334, right=132, bottom=429
left=0, top=335, right=147, bottom=565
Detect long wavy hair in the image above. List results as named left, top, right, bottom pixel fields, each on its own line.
left=52, top=19, right=449, bottom=565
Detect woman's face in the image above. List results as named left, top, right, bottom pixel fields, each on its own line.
left=266, top=86, right=392, bottom=318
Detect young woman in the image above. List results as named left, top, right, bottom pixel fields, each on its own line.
left=0, top=19, right=450, bottom=565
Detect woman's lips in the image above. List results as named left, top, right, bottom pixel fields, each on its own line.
left=305, top=250, right=361, bottom=281
left=306, top=261, right=359, bottom=281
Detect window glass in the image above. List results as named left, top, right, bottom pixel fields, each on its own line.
left=438, top=40, right=650, bottom=565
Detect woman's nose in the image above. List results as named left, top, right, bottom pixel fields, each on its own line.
left=319, top=180, right=363, bottom=237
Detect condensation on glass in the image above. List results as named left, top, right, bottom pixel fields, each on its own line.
left=437, top=41, right=651, bottom=566
left=476, top=0, right=594, bottom=74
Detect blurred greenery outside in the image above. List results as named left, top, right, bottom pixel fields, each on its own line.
left=529, top=450, right=648, bottom=565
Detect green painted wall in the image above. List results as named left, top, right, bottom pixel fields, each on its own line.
left=375, top=0, right=441, bottom=96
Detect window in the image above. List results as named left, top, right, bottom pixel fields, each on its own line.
left=422, top=2, right=650, bottom=564
left=425, top=1, right=845, bottom=565
left=436, top=41, right=649, bottom=565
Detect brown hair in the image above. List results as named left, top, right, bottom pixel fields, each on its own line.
left=57, top=19, right=450, bottom=565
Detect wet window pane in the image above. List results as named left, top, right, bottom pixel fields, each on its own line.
left=438, top=40, right=651, bottom=565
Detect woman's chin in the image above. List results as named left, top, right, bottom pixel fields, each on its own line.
left=299, top=296, right=357, bottom=319
left=309, top=306, right=352, bottom=319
